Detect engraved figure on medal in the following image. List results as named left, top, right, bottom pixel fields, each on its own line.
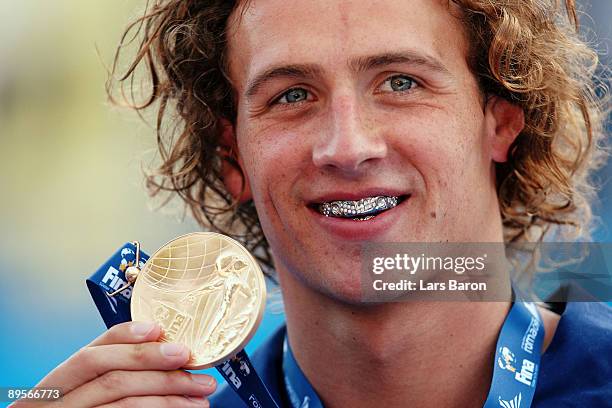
left=180, top=254, right=257, bottom=360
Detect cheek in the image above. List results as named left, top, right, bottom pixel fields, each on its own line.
left=385, top=103, right=490, bottom=221
left=237, top=121, right=308, bottom=203
left=389, top=105, right=485, bottom=178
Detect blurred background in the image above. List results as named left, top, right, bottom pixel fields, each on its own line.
left=0, top=0, right=610, bottom=404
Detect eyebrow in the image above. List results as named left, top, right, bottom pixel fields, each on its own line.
left=244, top=50, right=452, bottom=98
left=349, top=50, right=452, bottom=77
left=245, top=65, right=323, bottom=98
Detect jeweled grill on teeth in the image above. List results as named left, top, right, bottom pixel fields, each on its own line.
left=319, top=195, right=399, bottom=218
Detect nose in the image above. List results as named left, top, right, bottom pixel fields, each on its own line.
left=312, top=95, right=387, bottom=176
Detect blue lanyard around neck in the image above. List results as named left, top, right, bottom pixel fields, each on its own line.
left=282, top=301, right=545, bottom=408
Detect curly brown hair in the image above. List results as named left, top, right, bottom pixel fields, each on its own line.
left=108, top=0, right=608, bottom=278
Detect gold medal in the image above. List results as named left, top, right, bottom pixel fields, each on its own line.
left=129, top=232, right=266, bottom=369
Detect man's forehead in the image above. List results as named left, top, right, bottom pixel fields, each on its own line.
left=227, top=0, right=469, bottom=90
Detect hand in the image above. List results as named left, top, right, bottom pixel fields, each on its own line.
left=10, top=321, right=216, bottom=408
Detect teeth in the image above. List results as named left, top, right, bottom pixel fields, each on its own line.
left=353, top=215, right=375, bottom=221
left=319, top=195, right=399, bottom=218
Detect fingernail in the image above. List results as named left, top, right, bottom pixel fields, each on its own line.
left=160, top=342, right=186, bottom=357
left=131, top=321, right=155, bottom=336
left=192, top=374, right=216, bottom=388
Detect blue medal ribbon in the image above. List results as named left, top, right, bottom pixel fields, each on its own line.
left=282, top=301, right=545, bottom=408
left=86, top=242, right=149, bottom=327
left=217, top=349, right=280, bottom=408
left=483, top=301, right=544, bottom=408
left=87, top=243, right=279, bottom=408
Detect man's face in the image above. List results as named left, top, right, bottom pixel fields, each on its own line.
left=227, top=0, right=505, bottom=302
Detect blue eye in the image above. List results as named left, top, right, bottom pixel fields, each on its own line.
left=277, top=88, right=308, bottom=104
left=383, top=75, right=415, bottom=92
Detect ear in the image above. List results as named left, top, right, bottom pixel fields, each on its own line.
left=485, top=96, right=525, bottom=163
left=218, top=118, right=253, bottom=203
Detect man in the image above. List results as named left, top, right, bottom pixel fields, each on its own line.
left=20, top=0, right=610, bottom=407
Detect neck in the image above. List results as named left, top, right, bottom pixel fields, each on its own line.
left=279, top=270, right=512, bottom=408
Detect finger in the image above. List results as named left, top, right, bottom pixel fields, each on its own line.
left=89, top=321, right=162, bottom=347
left=96, top=395, right=210, bottom=408
left=37, top=342, right=191, bottom=394
left=63, top=371, right=215, bottom=407
left=37, top=322, right=161, bottom=390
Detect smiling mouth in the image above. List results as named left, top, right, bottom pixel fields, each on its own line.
left=313, top=195, right=408, bottom=221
